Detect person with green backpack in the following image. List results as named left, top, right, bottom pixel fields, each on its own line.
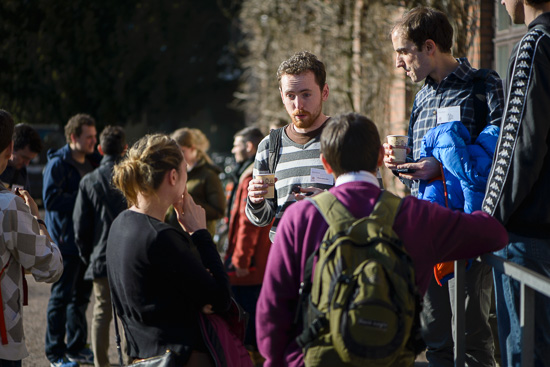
left=255, top=112, right=509, bottom=367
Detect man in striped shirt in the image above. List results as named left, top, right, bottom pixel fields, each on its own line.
left=245, top=51, right=334, bottom=242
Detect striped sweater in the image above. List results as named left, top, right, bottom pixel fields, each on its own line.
left=245, top=127, right=334, bottom=241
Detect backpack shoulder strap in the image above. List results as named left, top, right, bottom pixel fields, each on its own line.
left=367, top=190, right=403, bottom=239
left=268, top=127, right=284, bottom=174
left=308, top=191, right=356, bottom=232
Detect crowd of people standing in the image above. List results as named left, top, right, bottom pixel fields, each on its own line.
left=0, top=1, right=549, bottom=367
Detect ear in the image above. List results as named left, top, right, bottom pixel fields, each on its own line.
left=245, top=141, right=254, bottom=153
left=320, top=153, right=333, bottom=175
left=70, top=133, right=77, bottom=144
left=377, top=145, right=384, bottom=168
left=122, top=144, right=128, bottom=156
left=97, top=145, right=105, bottom=156
left=424, top=39, right=437, bottom=55
left=280, top=87, right=285, bottom=103
left=168, top=168, right=178, bottom=186
left=321, top=84, right=329, bottom=101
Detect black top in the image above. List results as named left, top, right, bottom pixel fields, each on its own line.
left=106, top=210, right=231, bottom=363
left=73, top=155, right=127, bottom=280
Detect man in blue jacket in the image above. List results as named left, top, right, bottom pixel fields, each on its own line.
left=385, top=7, right=504, bottom=367
left=43, top=114, right=99, bottom=367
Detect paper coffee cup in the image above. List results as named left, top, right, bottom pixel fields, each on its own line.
left=390, top=147, right=407, bottom=164
left=387, top=134, right=409, bottom=148
left=256, top=173, right=275, bottom=199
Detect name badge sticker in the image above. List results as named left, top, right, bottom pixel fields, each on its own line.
left=437, top=106, right=461, bottom=124
left=310, top=168, right=334, bottom=186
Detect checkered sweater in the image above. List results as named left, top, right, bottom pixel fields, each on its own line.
left=0, top=186, right=63, bottom=360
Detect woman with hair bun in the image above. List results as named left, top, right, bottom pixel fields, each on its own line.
left=106, top=134, right=231, bottom=366
left=168, top=128, right=226, bottom=237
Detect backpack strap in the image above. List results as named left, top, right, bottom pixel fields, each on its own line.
left=472, top=68, right=491, bottom=139
left=363, top=190, right=402, bottom=239
left=268, top=127, right=284, bottom=174
left=308, top=191, right=356, bottom=234
left=295, top=191, right=354, bottom=328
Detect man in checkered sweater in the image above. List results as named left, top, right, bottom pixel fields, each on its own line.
left=0, top=109, right=63, bottom=365
left=385, top=7, right=504, bottom=367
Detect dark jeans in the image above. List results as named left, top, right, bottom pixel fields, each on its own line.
left=231, top=284, right=262, bottom=349
left=493, top=233, right=550, bottom=367
left=421, top=260, right=495, bottom=367
left=45, top=254, right=93, bottom=362
left=0, top=360, right=21, bottom=367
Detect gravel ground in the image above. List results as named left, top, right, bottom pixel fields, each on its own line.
left=22, top=280, right=120, bottom=367
left=21, top=269, right=428, bottom=367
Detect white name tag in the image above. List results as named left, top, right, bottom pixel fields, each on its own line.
left=310, top=168, right=334, bottom=185
left=437, top=106, right=461, bottom=124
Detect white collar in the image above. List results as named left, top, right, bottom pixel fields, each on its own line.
left=335, top=171, right=380, bottom=188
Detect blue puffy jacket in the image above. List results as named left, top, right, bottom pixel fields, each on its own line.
left=418, top=121, right=499, bottom=214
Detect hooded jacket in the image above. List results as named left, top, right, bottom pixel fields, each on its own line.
left=73, top=155, right=127, bottom=279
left=42, top=144, right=99, bottom=255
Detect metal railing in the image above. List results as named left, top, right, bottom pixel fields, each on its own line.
left=453, top=255, right=550, bottom=367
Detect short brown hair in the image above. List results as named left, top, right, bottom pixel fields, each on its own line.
left=234, top=126, right=265, bottom=149
left=99, top=126, right=126, bottom=156
left=392, top=7, right=453, bottom=53
left=64, top=113, right=96, bottom=143
left=13, top=123, right=42, bottom=153
left=113, top=134, right=183, bottom=207
left=0, top=110, right=15, bottom=153
left=321, top=113, right=380, bottom=177
left=277, top=51, right=326, bottom=91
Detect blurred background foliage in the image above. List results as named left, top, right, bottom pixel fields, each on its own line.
left=0, top=0, right=478, bottom=152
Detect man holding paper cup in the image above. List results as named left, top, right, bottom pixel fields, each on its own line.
left=384, top=7, right=505, bottom=367
left=245, top=51, right=336, bottom=242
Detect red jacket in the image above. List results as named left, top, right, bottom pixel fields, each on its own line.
left=226, top=163, right=271, bottom=286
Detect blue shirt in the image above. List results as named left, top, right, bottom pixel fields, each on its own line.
left=407, top=58, right=504, bottom=196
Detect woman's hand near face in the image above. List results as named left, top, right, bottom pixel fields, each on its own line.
left=174, top=188, right=207, bottom=234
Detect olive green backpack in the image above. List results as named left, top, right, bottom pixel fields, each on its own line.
left=296, top=190, right=423, bottom=366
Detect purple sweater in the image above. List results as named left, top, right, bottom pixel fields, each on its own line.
left=256, top=181, right=508, bottom=367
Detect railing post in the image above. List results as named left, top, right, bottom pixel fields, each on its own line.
left=454, top=259, right=465, bottom=367
left=520, top=283, right=535, bottom=367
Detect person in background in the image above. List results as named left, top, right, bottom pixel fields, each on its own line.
left=483, top=1, right=550, bottom=365
left=107, top=134, right=231, bottom=366
left=225, top=126, right=271, bottom=365
left=73, top=126, right=128, bottom=367
left=43, top=113, right=99, bottom=367
left=0, top=123, right=42, bottom=194
left=385, top=7, right=504, bottom=366
left=167, top=127, right=226, bottom=238
left=0, top=109, right=63, bottom=366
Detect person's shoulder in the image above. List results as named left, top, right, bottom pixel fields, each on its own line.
left=0, top=190, right=30, bottom=216
left=282, top=195, right=325, bottom=224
